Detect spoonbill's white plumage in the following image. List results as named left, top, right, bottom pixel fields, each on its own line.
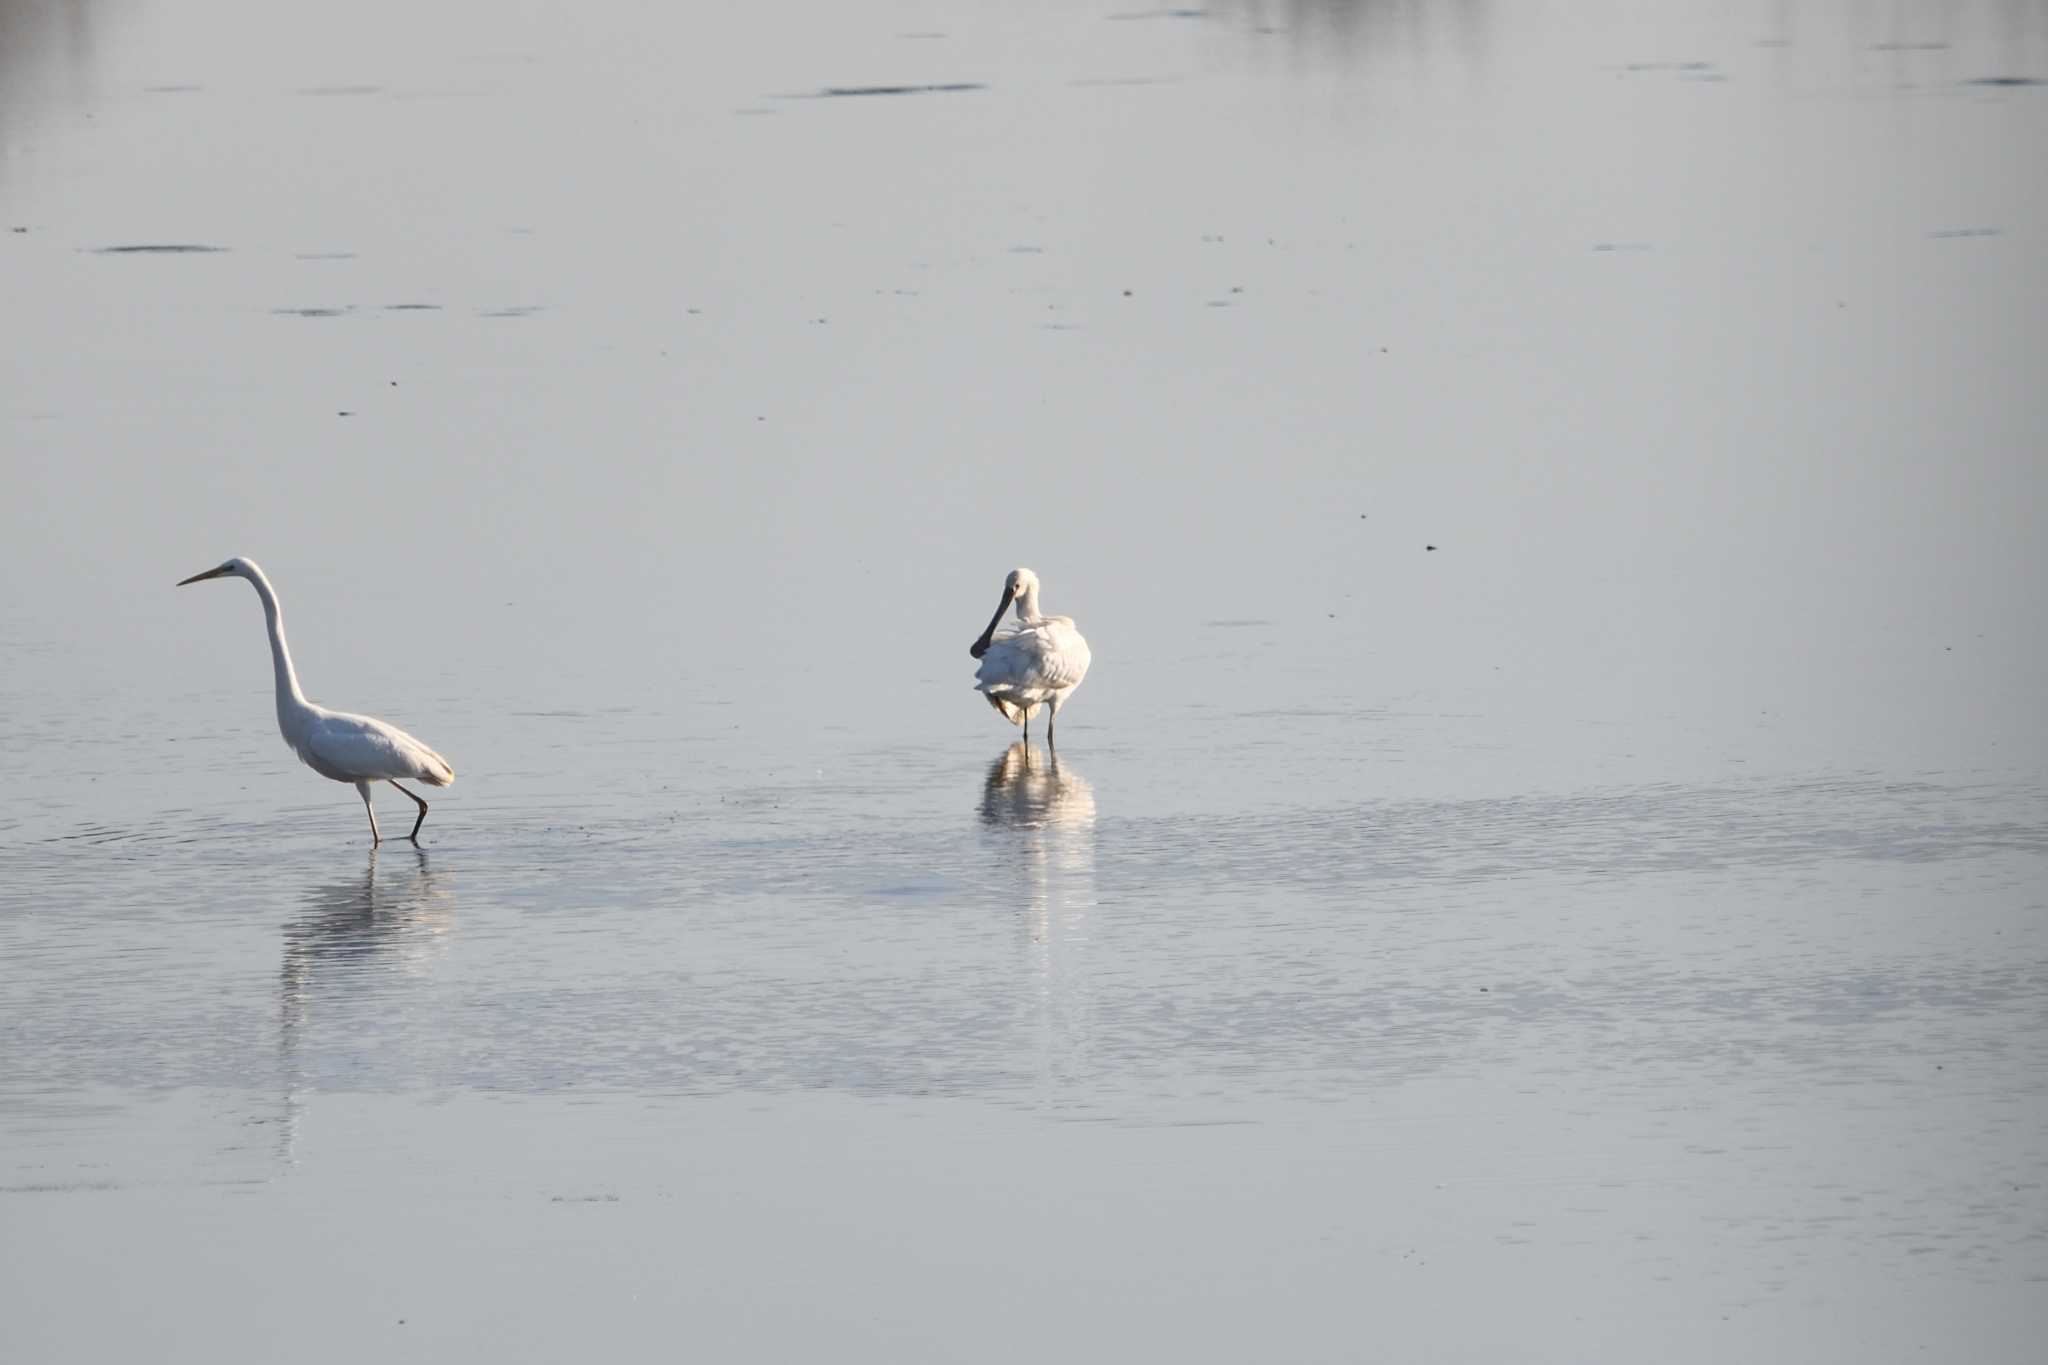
left=968, top=567, right=1091, bottom=748
left=177, top=557, right=454, bottom=844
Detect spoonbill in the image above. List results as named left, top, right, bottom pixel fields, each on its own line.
left=968, top=567, right=1091, bottom=748
left=177, top=557, right=454, bottom=845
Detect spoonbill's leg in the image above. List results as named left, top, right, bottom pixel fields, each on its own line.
left=388, top=781, right=430, bottom=844
left=356, top=781, right=381, bottom=846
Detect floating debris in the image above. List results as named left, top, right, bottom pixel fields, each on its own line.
left=805, top=83, right=986, bottom=99
left=91, top=243, right=227, bottom=254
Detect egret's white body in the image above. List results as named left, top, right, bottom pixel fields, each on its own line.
left=177, top=557, right=453, bottom=844
left=968, top=567, right=1091, bottom=748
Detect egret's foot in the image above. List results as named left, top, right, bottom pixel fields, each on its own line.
left=389, top=780, right=430, bottom=844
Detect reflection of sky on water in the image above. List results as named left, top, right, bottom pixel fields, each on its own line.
left=0, top=0, right=103, bottom=139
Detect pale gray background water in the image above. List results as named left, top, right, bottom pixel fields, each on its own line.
left=3, top=0, right=2045, bottom=1359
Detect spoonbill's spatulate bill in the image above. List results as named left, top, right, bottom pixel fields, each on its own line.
left=177, top=557, right=454, bottom=845
left=968, top=566, right=1091, bottom=748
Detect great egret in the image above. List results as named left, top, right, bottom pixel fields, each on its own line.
left=968, top=567, right=1092, bottom=748
left=177, top=557, right=454, bottom=844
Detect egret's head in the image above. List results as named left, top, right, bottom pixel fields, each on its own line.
left=177, top=556, right=256, bottom=586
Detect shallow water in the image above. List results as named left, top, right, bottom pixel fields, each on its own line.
left=4, top=0, right=2047, bottom=1359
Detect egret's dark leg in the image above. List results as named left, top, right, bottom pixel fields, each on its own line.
left=1022, top=707, right=1031, bottom=745
left=389, top=781, right=430, bottom=844
left=1047, top=701, right=1058, bottom=752
left=356, top=781, right=381, bottom=846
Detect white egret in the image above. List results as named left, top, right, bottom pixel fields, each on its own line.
left=177, top=557, right=454, bottom=845
left=968, top=567, right=1092, bottom=748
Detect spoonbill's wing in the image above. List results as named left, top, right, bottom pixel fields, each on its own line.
left=303, top=711, right=455, bottom=786
left=975, top=624, right=1090, bottom=695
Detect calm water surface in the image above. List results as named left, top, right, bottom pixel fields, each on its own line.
left=3, top=1, right=2046, bottom=1360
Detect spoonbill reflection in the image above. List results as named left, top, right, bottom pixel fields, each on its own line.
left=980, top=742, right=1097, bottom=830
left=968, top=567, right=1091, bottom=748
left=177, top=557, right=454, bottom=844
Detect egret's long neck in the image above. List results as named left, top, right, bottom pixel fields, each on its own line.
left=248, top=569, right=312, bottom=734
left=1016, top=581, right=1043, bottom=622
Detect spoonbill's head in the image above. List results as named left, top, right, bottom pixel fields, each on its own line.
left=971, top=567, right=1040, bottom=658
left=177, top=556, right=259, bottom=587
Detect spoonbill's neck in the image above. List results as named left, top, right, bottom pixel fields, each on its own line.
left=245, top=566, right=313, bottom=736
left=1015, top=580, right=1043, bottom=622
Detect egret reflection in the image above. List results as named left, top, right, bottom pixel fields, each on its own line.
left=275, top=849, right=455, bottom=1163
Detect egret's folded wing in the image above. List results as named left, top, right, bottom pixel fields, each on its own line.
left=304, top=713, right=453, bottom=785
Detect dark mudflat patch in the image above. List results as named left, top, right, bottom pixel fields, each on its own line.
left=1592, top=241, right=1654, bottom=253
left=479, top=304, right=545, bottom=318
left=143, top=84, right=204, bottom=94
left=384, top=302, right=442, bottom=311
left=801, top=83, right=986, bottom=98
left=1928, top=227, right=2000, bottom=239
left=271, top=306, right=352, bottom=318
left=1965, top=75, right=2043, bottom=87
left=1107, top=8, right=1208, bottom=19
left=90, top=243, right=227, bottom=255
